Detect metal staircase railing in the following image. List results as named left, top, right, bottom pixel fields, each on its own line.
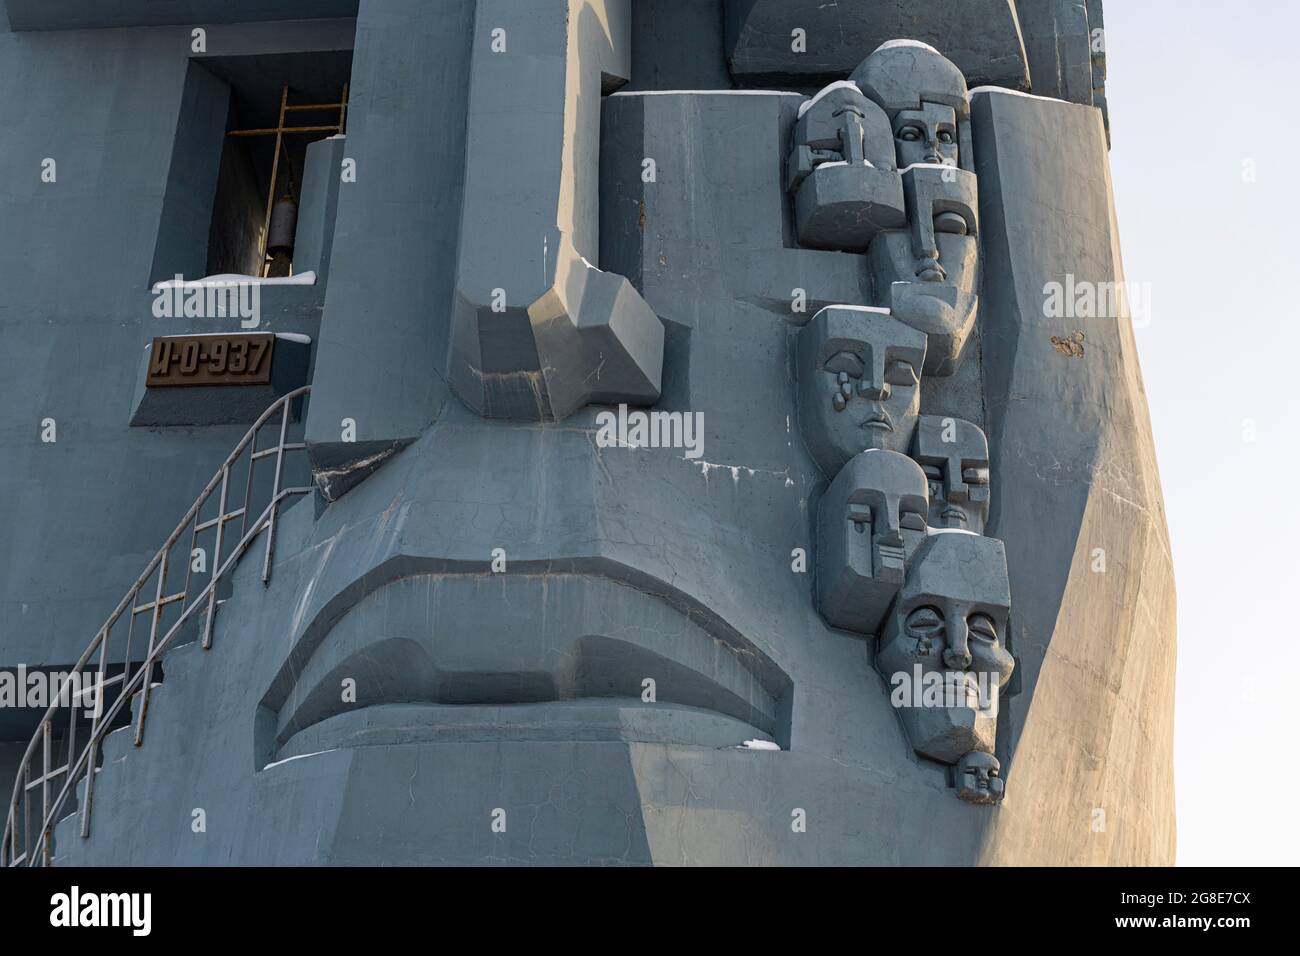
left=1, top=386, right=312, bottom=866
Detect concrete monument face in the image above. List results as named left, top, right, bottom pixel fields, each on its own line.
left=892, top=102, right=959, bottom=169
left=796, top=306, right=927, bottom=477
left=912, top=415, right=991, bottom=534
left=955, top=750, right=1004, bottom=805
left=876, top=532, right=1015, bottom=765
left=787, top=83, right=906, bottom=251
left=868, top=161, right=980, bottom=376
left=850, top=40, right=972, bottom=130
left=816, top=449, right=929, bottom=634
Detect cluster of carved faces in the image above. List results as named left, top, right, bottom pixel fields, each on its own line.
left=792, top=45, right=1010, bottom=805
left=788, top=41, right=981, bottom=377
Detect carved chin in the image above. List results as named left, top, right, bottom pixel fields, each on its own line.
left=898, top=705, right=998, bottom=764
left=891, top=291, right=958, bottom=337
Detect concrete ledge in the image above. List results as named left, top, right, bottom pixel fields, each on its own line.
left=4, top=1, right=359, bottom=31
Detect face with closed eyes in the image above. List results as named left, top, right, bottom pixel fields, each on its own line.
left=882, top=600, right=1013, bottom=684
left=797, top=307, right=927, bottom=478
left=815, top=449, right=929, bottom=635
left=892, top=102, right=958, bottom=169
left=913, top=415, right=991, bottom=534
left=955, top=751, right=1004, bottom=805
left=869, top=165, right=980, bottom=376
left=875, top=532, right=1015, bottom=762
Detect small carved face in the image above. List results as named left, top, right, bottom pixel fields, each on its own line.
left=913, top=415, right=991, bottom=534
left=956, top=751, right=1004, bottom=805
left=797, top=308, right=927, bottom=478
left=892, top=102, right=958, bottom=169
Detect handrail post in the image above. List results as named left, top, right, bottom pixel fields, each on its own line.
left=203, top=465, right=230, bottom=650
left=40, top=720, right=51, bottom=865
left=262, top=399, right=292, bottom=584
left=79, top=628, right=110, bottom=841
left=134, top=551, right=168, bottom=747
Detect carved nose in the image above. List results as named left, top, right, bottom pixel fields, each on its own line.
left=943, top=646, right=972, bottom=670
left=915, top=255, right=946, bottom=283
left=943, top=623, right=971, bottom=670
left=875, top=509, right=902, bottom=547
left=858, top=380, right=889, bottom=400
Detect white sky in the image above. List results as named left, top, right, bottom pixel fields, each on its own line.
left=1106, top=1, right=1300, bottom=865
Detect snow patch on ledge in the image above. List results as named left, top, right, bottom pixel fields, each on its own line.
left=797, top=80, right=862, bottom=118
left=872, top=39, right=943, bottom=57
left=152, top=271, right=317, bottom=293
left=736, top=739, right=781, bottom=751
left=811, top=304, right=892, bottom=318
left=142, top=331, right=313, bottom=346
left=685, top=457, right=795, bottom=487
left=263, top=749, right=338, bottom=771
left=969, top=86, right=1070, bottom=105
left=610, top=89, right=801, bottom=97
left=813, top=159, right=876, bottom=170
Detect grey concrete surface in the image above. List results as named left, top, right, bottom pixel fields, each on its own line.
left=1, top=0, right=1174, bottom=866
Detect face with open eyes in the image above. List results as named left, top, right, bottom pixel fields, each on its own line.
left=892, top=102, right=958, bottom=169
left=912, top=415, right=991, bottom=534
left=796, top=307, right=927, bottom=478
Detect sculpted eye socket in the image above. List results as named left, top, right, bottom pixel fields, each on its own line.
left=934, top=212, right=969, bottom=236
left=897, top=125, right=923, bottom=142
left=848, top=504, right=872, bottom=530
left=962, top=466, right=990, bottom=485
left=938, top=129, right=955, bottom=144
left=885, top=360, right=918, bottom=387
left=905, top=605, right=944, bottom=636
left=968, top=614, right=998, bottom=643
left=823, top=351, right=865, bottom=378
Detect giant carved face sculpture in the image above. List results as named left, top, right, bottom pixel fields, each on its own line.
left=796, top=306, right=926, bottom=478
left=816, top=449, right=928, bottom=635
left=876, top=531, right=1015, bottom=764
left=912, top=415, right=991, bottom=534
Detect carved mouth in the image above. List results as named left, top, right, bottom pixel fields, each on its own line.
left=877, top=543, right=905, bottom=562
left=861, top=411, right=893, bottom=431
left=261, top=571, right=794, bottom=767
left=941, top=506, right=968, bottom=524
left=914, top=259, right=947, bottom=283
